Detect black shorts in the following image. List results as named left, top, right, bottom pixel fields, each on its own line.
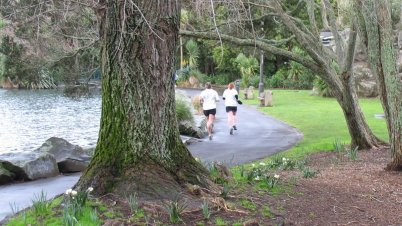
left=203, top=109, right=216, bottom=117
left=226, top=106, right=237, bottom=113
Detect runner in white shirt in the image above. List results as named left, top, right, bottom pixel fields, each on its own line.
left=222, top=82, right=242, bottom=135
left=199, top=82, right=220, bottom=140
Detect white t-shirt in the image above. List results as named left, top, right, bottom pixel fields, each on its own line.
left=222, top=89, right=238, bottom=107
left=200, top=89, right=219, bottom=110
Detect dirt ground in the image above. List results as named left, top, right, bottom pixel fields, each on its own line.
left=280, top=147, right=402, bottom=225
left=100, top=146, right=402, bottom=226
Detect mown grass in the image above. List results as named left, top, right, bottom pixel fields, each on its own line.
left=243, top=90, right=388, bottom=159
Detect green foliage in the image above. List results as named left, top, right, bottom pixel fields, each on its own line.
left=185, top=39, right=200, bottom=70
left=240, top=199, right=257, bottom=211
left=207, top=163, right=227, bottom=184
left=212, top=45, right=237, bottom=73
left=234, top=53, right=259, bottom=87
left=391, top=0, right=401, bottom=25
left=333, top=138, right=346, bottom=153
left=189, top=69, right=208, bottom=84
left=0, top=36, right=25, bottom=79
left=206, top=73, right=232, bottom=85
left=175, top=95, right=194, bottom=123
left=214, top=217, right=228, bottom=226
left=0, top=19, right=6, bottom=29
left=313, top=76, right=333, bottom=97
left=31, top=191, right=51, bottom=218
left=164, top=195, right=188, bottom=224
left=266, top=47, right=316, bottom=90
left=0, top=36, right=57, bottom=89
left=128, top=193, right=139, bottom=213
left=262, top=205, right=274, bottom=218
left=348, top=146, right=359, bottom=161
left=201, top=199, right=211, bottom=220
left=302, top=168, right=318, bottom=178
left=266, top=156, right=296, bottom=170
left=9, top=202, right=20, bottom=215
left=220, top=183, right=230, bottom=199
left=7, top=188, right=101, bottom=226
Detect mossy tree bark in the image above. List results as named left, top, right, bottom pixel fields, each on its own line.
left=76, top=1, right=212, bottom=198
left=354, top=0, right=402, bottom=170
left=181, top=0, right=383, bottom=149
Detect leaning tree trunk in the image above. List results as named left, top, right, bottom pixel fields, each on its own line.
left=334, top=77, right=382, bottom=149
left=271, top=0, right=382, bottom=149
left=354, top=0, right=402, bottom=170
left=77, top=0, right=212, bottom=198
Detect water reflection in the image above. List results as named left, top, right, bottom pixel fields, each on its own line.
left=0, top=89, right=101, bottom=153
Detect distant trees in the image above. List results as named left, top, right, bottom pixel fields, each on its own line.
left=0, top=0, right=99, bottom=87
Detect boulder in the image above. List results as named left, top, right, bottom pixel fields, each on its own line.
left=353, top=63, right=379, bottom=97
left=188, top=76, right=200, bottom=88
left=0, top=152, right=59, bottom=184
left=244, top=86, right=255, bottom=99
left=259, top=90, right=273, bottom=107
left=175, top=91, right=206, bottom=138
left=178, top=120, right=204, bottom=138
left=35, top=137, right=91, bottom=173
left=0, top=164, right=14, bottom=184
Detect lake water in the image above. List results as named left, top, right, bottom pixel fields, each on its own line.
left=0, top=89, right=101, bottom=154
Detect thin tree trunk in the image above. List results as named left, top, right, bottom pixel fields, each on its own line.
left=77, top=0, right=212, bottom=198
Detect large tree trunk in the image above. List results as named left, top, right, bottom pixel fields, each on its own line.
left=77, top=1, right=212, bottom=198
left=354, top=0, right=402, bottom=170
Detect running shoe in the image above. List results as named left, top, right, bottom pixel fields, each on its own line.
left=209, top=135, right=213, bottom=140
left=233, top=125, right=237, bottom=130
left=230, top=128, right=234, bottom=135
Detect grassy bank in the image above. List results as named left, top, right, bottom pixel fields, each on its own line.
left=243, top=89, right=388, bottom=159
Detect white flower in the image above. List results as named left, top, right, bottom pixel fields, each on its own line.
left=71, top=190, right=78, bottom=196
left=65, top=189, right=73, bottom=195
left=252, top=164, right=256, bottom=168
left=254, top=176, right=261, bottom=181
left=282, top=157, right=286, bottom=161
left=87, top=187, right=94, bottom=192
left=259, top=162, right=266, bottom=166
left=274, top=174, right=280, bottom=179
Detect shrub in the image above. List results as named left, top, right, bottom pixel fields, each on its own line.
left=313, top=76, right=333, bottom=97
left=175, top=97, right=194, bottom=123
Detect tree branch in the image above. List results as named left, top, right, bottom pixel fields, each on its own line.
left=180, top=30, right=322, bottom=74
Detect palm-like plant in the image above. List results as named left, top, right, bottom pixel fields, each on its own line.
left=234, top=53, right=258, bottom=87
left=185, top=39, right=199, bottom=70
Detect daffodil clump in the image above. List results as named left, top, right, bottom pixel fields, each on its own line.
left=63, top=187, right=94, bottom=224
left=241, top=162, right=281, bottom=189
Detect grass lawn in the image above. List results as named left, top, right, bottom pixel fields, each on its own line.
left=243, top=89, right=388, bottom=159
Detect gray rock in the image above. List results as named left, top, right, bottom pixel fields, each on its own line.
left=353, top=63, right=379, bottom=97
left=178, top=120, right=204, bottom=138
left=35, top=137, right=91, bottom=173
left=180, top=135, right=202, bottom=145
left=0, top=164, right=14, bottom=184
left=0, top=152, right=59, bottom=184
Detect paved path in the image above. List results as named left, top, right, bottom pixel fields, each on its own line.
left=181, top=88, right=302, bottom=166
left=0, top=88, right=302, bottom=222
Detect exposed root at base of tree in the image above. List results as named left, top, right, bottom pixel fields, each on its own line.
left=76, top=158, right=218, bottom=202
